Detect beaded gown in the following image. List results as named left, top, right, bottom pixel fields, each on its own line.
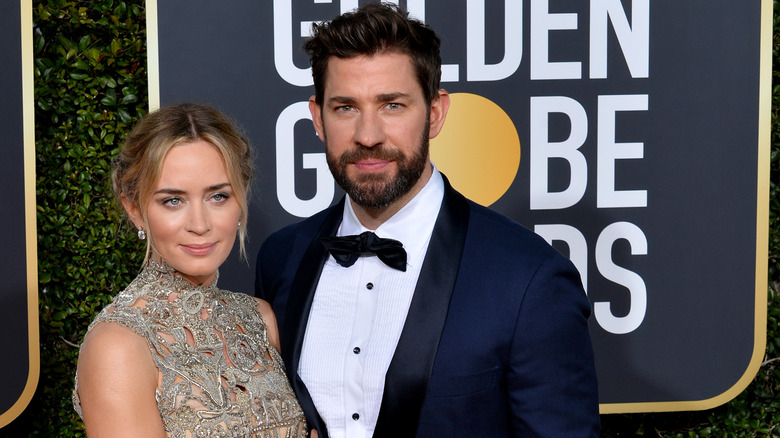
left=73, top=260, right=307, bottom=437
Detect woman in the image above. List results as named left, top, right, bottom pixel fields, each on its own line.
left=73, top=103, right=308, bottom=437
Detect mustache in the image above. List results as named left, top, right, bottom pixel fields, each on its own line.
left=337, top=146, right=405, bottom=165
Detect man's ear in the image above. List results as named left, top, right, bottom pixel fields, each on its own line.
left=120, top=194, right=143, bottom=229
left=309, top=96, right=325, bottom=142
left=428, top=89, right=451, bottom=139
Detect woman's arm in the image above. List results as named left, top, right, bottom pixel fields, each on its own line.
left=76, top=322, right=166, bottom=437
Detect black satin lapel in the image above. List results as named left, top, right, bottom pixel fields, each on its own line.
left=374, top=177, right=470, bottom=437
left=283, top=198, right=344, bottom=438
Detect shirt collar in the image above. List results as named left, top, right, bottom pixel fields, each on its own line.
left=340, top=165, right=445, bottom=268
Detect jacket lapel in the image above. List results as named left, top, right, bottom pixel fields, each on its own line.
left=373, top=177, right=471, bottom=437
left=283, top=198, right=344, bottom=438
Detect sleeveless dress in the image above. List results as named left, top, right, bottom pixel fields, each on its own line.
left=73, top=261, right=307, bottom=437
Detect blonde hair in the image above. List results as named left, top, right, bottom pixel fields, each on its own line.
left=112, top=102, right=254, bottom=261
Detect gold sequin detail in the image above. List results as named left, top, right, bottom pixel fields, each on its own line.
left=73, top=260, right=307, bottom=437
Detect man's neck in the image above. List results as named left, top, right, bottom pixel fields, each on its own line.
left=351, top=163, right=433, bottom=230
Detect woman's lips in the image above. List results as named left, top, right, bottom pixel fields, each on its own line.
left=181, top=242, right=216, bottom=256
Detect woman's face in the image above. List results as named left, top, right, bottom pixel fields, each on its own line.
left=132, top=140, right=241, bottom=285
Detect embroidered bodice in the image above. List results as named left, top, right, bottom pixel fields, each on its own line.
left=73, top=261, right=307, bottom=437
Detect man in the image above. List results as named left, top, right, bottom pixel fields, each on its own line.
left=256, top=3, right=600, bottom=437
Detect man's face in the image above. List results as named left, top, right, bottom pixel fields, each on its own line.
left=310, top=52, right=448, bottom=210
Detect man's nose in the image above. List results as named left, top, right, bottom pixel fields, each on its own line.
left=353, top=112, right=386, bottom=148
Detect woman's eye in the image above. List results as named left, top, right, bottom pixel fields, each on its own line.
left=212, top=193, right=230, bottom=202
left=163, top=197, right=181, bottom=207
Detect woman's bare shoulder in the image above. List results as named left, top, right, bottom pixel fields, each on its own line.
left=252, top=297, right=281, bottom=351
left=76, top=321, right=165, bottom=437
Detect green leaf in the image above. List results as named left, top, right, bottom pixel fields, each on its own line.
left=117, top=108, right=132, bottom=123
left=101, top=89, right=117, bottom=106
left=78, top=35, right=91, bottom=51
left=110, top=38, right=121, bottom=55
left=120, top=94, right=137, bottom=104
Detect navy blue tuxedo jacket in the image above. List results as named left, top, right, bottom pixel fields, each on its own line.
left=255, top=177, right=600, bottom=437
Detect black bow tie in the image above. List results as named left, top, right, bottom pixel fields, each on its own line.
left=321, top=231, right=407, bottom=271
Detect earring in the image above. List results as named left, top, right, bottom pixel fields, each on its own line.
left=237, top=219, right=242, bottom=229
left=137, top=226, right=146, bottom=240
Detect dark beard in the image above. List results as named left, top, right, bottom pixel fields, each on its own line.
left=326, top=126, right=430, bottom=210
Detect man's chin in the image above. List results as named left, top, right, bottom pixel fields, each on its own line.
left=345, top=180, right=396, bottom=207
left=348, top=166, right=395, bottom=182
left=351, top=196, right=394, bottom=210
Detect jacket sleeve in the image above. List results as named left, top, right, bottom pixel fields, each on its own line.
left=508, top=253, right=601, bottom=437
left=254, top=235, right=274, bottom=302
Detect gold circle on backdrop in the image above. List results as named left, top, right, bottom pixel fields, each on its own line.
left=431, top=92, right=521, bottom=206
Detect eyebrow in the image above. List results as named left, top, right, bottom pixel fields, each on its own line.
left=328, top=96, right=357, bottom=106
left=376, top=92, right=410, bottom=102
left=327, top=92, right=411, bottom=106
left=154, top=182, right=231, bottom=195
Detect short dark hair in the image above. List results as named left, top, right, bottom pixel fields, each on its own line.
left=303, top=2, right=442, bottom=106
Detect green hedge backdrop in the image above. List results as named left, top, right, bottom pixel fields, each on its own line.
left=2, top=0, right=778, bottom=436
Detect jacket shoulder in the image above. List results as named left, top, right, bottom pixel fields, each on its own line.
left=465, top=200, right=561, bottom=259
left=262, top=204, right=338, bottom=249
